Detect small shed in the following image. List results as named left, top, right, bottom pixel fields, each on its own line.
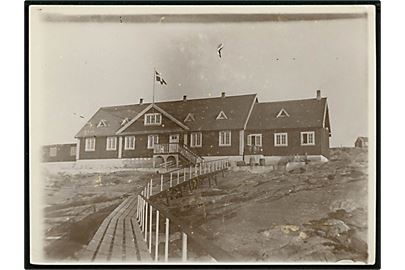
left=355, top=137, right=368, bottom=148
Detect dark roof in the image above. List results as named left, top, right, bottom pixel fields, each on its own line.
left=246, top=98, right=327, bottom=130
left=75, top=94, right=256, bottom=137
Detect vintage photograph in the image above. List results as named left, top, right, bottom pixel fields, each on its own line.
left=28, top=3, right=378, bottom=266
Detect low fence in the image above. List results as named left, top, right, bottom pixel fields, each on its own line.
left=135, top=159, right=233, bottom=262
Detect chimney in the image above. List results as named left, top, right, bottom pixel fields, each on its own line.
left=183, top=95, right=187, bottom=101
left=316, top=90, right=321, bottom=100
left=221, top=92, right=226, bottom=98
left=139, top=98, right=143, bottom=105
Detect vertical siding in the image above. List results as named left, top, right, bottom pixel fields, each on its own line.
left=187, top=130, right=240, bottom=156
left=42, top=144, right=76, bottom=162
left=79, top=137, right=118, bottom=159
left=245, top=128, right=329, bottom=157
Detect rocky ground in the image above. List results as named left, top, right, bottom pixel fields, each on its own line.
left=153, top=147, right=369, bottom=263
left=42, top=169, right=151, bottom=261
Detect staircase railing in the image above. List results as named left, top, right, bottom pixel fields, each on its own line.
left=135, top=159, right=233, bottom=262
left=153, top=143, right=203, bottom=165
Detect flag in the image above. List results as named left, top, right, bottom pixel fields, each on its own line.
left=155, top=70, right=167, bottom=85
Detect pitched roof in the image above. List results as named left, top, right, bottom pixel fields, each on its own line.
left=246, top=98, right=328, bottom=130
left=75, top=94, right=257, bottom=137
left=356, top=136, right=368, bottom=142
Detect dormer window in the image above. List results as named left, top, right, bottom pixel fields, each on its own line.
left=144, top=113, right=162, bottom=126
left=216, top=111, right=228, bottom=120
left=97, top=119, right=107, bottom=128
left=184, top=113, right=195, bottom=122
left=121, top=118, right=130, bottom=126
left=276, top=108, right=290, bottom=118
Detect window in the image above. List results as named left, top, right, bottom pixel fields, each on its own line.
left=219, top=131, right=231, bottom=146
left=216, top=111, right=228, bottom=120
left=147, top=135, right=159, bottom=149
left=190, top=132, right=202, bottom=147
left=247, top=134, right=262, bottom=147
left=184, top=113, right=195, bottom=122
left=121, top=118, right=130, bottom=126
left=85, top=137, right=96, bottom=151
left=276, top=108, right=290, bottom=118
left=124, top=136, right=135, bottom=150
left=49, top=147, right=57, bottom=157
left=97, top=119, right=107, bottom=128
left=144, top=113, right=162, bottom=125
left=274, top=133, right=288, bottom=146
left=70, top=146, right=76, bottom=156
left=301, top=131, right=315, bottom=145
left=106, top=137, right=117, bottom=151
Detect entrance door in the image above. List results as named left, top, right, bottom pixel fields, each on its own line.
left=169, top=134, right=179, bottom=144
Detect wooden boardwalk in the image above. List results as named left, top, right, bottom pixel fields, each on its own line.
left=79, top=195, right=151, bottom=262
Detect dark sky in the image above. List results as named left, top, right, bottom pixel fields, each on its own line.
left=30, top=5, right=374, bottom=147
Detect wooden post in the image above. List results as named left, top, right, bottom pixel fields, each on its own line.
left=170, top=173, right=173, bottom=188
left=160, top=174, right=164, bottom=192
left=184, top=167, right=186, bottom=182
left=165, top=218, right=169, bottom=262
left=144, top=202, right=148, bottom=241
left=195, top=164, right=198, bottom=176
left=200, top=163, right=202, bottom=175
left=136, top=195, right=139, bottom=220
left=149, top=205, right=153, bottom=252
left=150, top=179, right=153, bottom=196
left=189, top=165, right=192, bottom=179
left=155, top=210, right=160, bottom=261
left=182, top=232, right=187, bottom=262
left=177, top=170, right=180, bottom=185
left=146, top=183, right=149, bottom=199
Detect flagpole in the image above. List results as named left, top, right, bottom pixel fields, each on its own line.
left=152, top=68, right=156, bottom=105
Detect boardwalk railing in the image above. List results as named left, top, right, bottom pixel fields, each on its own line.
left=135, top=159, right=233, bottom=262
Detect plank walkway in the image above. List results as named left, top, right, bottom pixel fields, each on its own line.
left=79, top=195, right=151, bottom=262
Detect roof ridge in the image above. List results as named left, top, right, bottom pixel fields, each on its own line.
left=256, top=97, right=327, bottom=105
left=100, top=93, right=257, bottom=109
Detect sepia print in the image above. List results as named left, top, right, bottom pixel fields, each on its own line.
left=27, top=3, right=378, bottom=267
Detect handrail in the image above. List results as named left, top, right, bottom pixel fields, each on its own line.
left=135, top=158, right=231, bottom=262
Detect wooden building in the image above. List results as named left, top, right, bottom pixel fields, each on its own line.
left=74, top=91, right=331, bottom=166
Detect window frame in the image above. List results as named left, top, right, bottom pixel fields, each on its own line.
left=274, top=132, right=288, bottom=147
left=247, top=134, right=262, bottom=147
left=190, top=132, right=202, bottom=148
left=49, top=147, right=57, bottom=157
left=144, top=113, right=162, bottom=126
left=70, top=146, right=76, bottom=156
left=124, top=136, right=136, bottom=150
left=301, top=131, right=316, bottom=146
left=85, top=137, right=96, bottom=152
left=219, top=130, right=232, bottom=147
left=106, top=136, right=117, bottom=151
left=147, top=135, right=159, bottom=149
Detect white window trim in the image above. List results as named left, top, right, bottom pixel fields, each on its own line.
left=124, top=136, right=135, bottom=150
left=216, top=110, right=228, bottom=120
left=70, top=146, right=76, bottom=156
left=49, top=147, right=57, bottom=157
left=144, top=113, right=162, bottom=126
left=219, top=131, right=232, bottom=147
left=247, top=134, right=262, bottom=147
left=97, top=119, right=107, bottom=128
left=184, top=113, right=195, bottom=122
left=274, top=133, right=288, bottom=147
left=301, top=131, right=316, bottom=146
left=106, top=137, right=117, bottom=151
left=276, top=108, right=290, bottom=118
left=190, top=132, right=202, bottom=148
left=85, top=137, right=96, bottom=152
left=147, top=135, right=159, bottom=149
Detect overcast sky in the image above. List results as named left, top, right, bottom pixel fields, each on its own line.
left=30, top=6, right=373, bottom=147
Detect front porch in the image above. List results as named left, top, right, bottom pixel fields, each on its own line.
left=153, top=143, right=203, bottom=168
